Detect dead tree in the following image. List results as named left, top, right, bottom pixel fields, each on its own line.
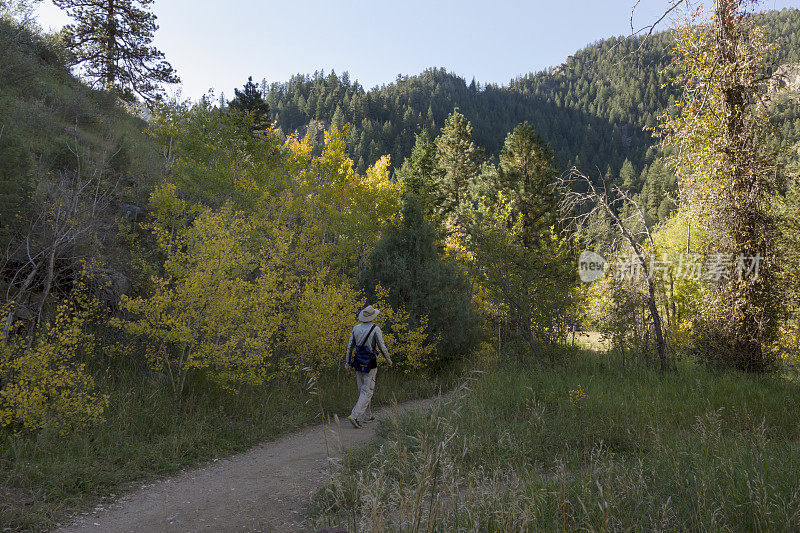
left=2, top=164, right=119, bottom=344
left=560, top=170, right=669, bottom=373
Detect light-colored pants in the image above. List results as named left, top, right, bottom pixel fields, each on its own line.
left=350, top=368, right=377, bottom=422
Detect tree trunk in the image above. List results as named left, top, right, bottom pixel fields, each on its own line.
left=2, top=261, right=41, bottom=345
left=105, top=0, right=117, bottom=89
left=715, top=0, right=766, bottom=371
left=614, top=217, right=668, bottom=372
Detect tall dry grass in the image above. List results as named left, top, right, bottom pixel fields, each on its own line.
left=311, top=354, right=800, bottom=531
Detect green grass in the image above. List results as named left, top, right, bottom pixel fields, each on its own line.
left=310, top=351, right=800, bottom=531
left=0, top=365, right=453, bottom=531
left=568, top=331, right=611, bottom=351
left=0, top=17, right=163, bottom=205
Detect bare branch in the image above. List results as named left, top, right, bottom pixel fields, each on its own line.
left=558, top=167, right=669, bottom=372
left=631, top=0, right=688, bottom=38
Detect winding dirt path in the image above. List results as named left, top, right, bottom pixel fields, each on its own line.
left=57, top=396, right=442, bottom=532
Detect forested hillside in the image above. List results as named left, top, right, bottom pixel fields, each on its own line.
left=3, top=2, right=800, bottom=529
left=0, top=16, right=162, bottom=251
left=263, top=8, right=800, bottom=193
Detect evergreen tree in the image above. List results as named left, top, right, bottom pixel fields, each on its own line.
left=433, top=109, right=484, bottom=224
left=0, top=0, right=41, bottom=22
left=361, top=196, right=480, bottom=366
left=497, top=122, right=558, bottom=248
left=397, top=132, right=440, bottom=212
left=229, top=76, right=271, bottom=132
left=255, top=12, right=800, bottom=181
left=477, top=124, right=575, bottom=351
left=619, top=158, right=638, bottom=190
left=331, top=105, right=345, bottom=132
left=53, top=0, right=179, bottom=103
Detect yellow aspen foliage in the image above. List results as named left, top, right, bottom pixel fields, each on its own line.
left=775, top=322, right=800, bottom=371
left=284, top=275, right=365, bottom=375
left=441, top=218, right=475, bottom=265
left=131, top=110, right=417, bottom=390
left=114, top=203, right=284, bottom=394
left=0, top=284, right=108, bottom=434
left=341, top=153, right=399, bottom=269
left=372, top=286, right=437, bottom=373
left=286, top=127, right=401, bottom=278
left=147, top=182, right=197, bottom=243
left=650, top=213, right=705, bottom=350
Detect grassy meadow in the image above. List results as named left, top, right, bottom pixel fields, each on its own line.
left=311, top=350, right=800, bottom=531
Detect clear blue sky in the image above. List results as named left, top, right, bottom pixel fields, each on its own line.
left=35, top=0, right=800, bottom=102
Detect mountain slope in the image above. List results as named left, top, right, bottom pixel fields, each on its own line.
left=263, top=8, right=800, bottom=186
left=0, top=17, right=161, bottom=242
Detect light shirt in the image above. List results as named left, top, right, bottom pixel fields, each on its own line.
left=345, top=322, right=391, bottom=366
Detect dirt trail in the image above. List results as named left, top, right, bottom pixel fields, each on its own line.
left=57, top=396, right=443, bottom=532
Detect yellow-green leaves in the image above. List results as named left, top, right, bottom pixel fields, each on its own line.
left=372, top=286, right=437, bottom=374
left=0, top=285, right=107, bottom=434
left=285, top=277, right=364, bottom=374
left=118, top=118, right=419, bottom=392
left=116, top=204, right=281, bottom=393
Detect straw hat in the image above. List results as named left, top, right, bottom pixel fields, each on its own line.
left=358, top=305, right=380, bottom=323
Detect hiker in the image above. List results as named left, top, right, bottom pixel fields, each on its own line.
left=345, top=305, right=392, bottom=429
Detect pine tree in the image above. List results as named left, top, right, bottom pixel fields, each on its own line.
left=433, top=109, right=484, bottom=223
left=331, top=105, right=345, bottom=132
left=497, top=122, right=558, bottom=248
left=397, top=132, right=439, bottom=212
left=249, top=11, right=800, bottom=199
left=53, top=0, right=179, bottom=103
left=229, top=76, right=271, bottom=132
left=361, top=196, right=479, bottom=366
left=603, top=164, right=614, bottom=187
left=0, top=0, right=40, bottom=22
left=477, top=123, right=575, bottom=351
left=619, top=158, right=637, bottom=190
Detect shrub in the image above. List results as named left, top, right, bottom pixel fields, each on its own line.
left=114, top=201, right=281, bottom=395
left=0, top=285, right=108, bottom=434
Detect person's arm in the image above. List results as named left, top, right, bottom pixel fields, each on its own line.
left=345, top=330, right=355, bottom=368
left=374, top=327, right=392, bottom=365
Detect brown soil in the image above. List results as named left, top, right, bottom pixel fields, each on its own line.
left=55, top=396, right=442, bottom=532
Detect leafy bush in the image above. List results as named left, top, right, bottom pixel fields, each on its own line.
left=0, top=285, right=108, bottom=434
left=284, top=276, right=365, bottom=374
left=114, top=198, right=282, bottom=394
